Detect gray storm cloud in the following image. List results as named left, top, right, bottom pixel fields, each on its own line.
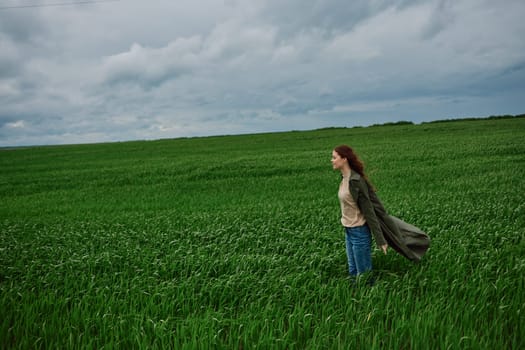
left=1, top=0, right=524, bottom=146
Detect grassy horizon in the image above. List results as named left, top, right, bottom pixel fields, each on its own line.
left=1, top=117, right=524, bottom=349
left=2, top=113, right=523, bottom=150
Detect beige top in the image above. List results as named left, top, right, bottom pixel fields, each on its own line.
left=338, top=173, right=366, bottom=228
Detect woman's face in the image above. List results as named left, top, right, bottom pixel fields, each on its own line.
left=331, top=150, right=346, bottom=170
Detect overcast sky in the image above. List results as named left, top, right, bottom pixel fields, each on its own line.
left=1, top=0, right=524, bottom=146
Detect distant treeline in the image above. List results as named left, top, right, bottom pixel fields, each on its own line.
left=370, top=120, right=413, bottom=127
left=367, top=113, right=525, bottom=128
left=421, top=113, right=525, bottom=124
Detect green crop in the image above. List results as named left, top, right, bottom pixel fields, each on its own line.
left=1, top=117, right=524, bottom=349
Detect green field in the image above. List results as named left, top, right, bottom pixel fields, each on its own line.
left=1, top=117, right=524, bottom=349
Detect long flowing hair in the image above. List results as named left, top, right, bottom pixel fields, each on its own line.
left=334, top=144, right=375, bottom=190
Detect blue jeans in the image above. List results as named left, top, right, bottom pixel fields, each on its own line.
left=345, top=225, right=372, bottom=276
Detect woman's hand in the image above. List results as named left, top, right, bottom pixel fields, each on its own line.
left=381, top=244, right=388, bottom=254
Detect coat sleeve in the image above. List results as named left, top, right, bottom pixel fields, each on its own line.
left=353, top=179, right=387, bottom=247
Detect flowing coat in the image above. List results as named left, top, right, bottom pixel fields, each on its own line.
left=348, top=172, right=430, bottom=262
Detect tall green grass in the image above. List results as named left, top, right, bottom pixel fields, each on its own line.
left=1, top=117, right=524, bottom=348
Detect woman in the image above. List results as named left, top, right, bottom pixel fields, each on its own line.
left=331, top=145, right=387, bottom=279
left=332, top=145, right=430, bottom=280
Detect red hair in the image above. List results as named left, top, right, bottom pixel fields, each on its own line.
left=334, top=144, right=374, bottom=188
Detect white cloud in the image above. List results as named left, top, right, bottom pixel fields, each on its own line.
left=5, top=120, right=25, bottom=129
left=101, top=37, right=204, bottom=86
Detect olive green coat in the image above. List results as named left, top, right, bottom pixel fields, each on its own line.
left=348, top=172, right=430, bottom=262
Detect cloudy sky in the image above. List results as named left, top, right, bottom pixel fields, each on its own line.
left=1, top=0, right=524, bottom=146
